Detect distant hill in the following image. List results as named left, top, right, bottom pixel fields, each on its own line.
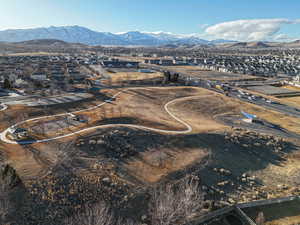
left=16, top=39, right=68, bottom=45
left=220, top=41, right=271, bottom=48
left=247, top=41, right=270, bottom=48
left=0, top=39, right=90, bottom=53
left=290, top=40, right=300, bottom=44
left=15, top=39, right=88, bottom=48
left=282, top=40, right=300, bottom=48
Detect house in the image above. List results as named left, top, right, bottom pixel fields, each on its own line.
left=149, top=59, right=160, bottom=65
left=160, top=59, right=174, bottom=66
left=174, top=59, right=188, bottom=65
left=14, top=79, right=29, bottom=88
left=51, top=72, right=66, bottom=81
left=88, top=87, right=101, bottom=94
left=31, top=73, right=48, bottom=81
left=51, top=72, right=68, bottom=87
left=69, top=72, right=86, bottom=81
left=138, top=69, right=154, bottom=73
left=293, top=75, right=300, bottom=83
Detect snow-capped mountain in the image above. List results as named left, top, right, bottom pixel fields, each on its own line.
left=0, top=26, right=232, bottom=46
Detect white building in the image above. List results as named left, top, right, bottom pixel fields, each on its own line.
left=31, top=73, right=48, bottom=81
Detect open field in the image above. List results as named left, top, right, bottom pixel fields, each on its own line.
left=283, top=85, right=300, bottom=92
left=164, top=65, right=259, bottom=81
left=278, top=96, right=300, bottom=108
left=107, top=71, right=163, bottom=85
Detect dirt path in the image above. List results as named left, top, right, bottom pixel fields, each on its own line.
left=0, top=87, right=211, bottom=145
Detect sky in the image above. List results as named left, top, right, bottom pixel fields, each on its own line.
left=1, top=0, right=300, bottom=41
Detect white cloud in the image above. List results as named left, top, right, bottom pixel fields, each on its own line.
left=204, top=19, right=300, bottom=42
left=199, top=24, right=210, bottom=29
left=273, top=33, right=294, bottom=41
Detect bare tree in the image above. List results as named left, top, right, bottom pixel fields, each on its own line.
left=149, top=176, right=203, bottom=225
left=0, top=182, right=10, bottom=224
left=65, top=202, right=135, bottom=225
left=106, top=77, right=112, bottom=87
left=255, top=212, right=265, bottom=225
left=102, top=107, right=107, bottom=119
left=0, top=164, right=20, bottom=224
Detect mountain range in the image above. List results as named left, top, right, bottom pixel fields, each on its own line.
left=0, top=25, right=235, bottom=46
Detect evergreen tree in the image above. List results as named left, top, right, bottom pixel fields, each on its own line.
left=3, top=78, right=11, bottom=89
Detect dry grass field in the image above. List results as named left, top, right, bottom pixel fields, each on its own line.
left=106, top=71, right=163, bottom=86
left=281, top=96, right=300, bottom=107
left=164, top=65, right=259, bottom=81
left=282, top=85, right=300, bottom=92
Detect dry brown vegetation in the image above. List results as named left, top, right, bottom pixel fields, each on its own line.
left=149, top=177, right=204, bottom=225
left=65, top=202, right=134, bottom=225
left=64, top=177, right=204, bottom=225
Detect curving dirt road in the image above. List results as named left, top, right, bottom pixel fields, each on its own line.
left=0, top=87, right=207, bottom=145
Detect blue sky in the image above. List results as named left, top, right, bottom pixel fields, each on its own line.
left=1, top=0, right=300, bottom=41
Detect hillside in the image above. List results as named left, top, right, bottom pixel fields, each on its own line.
left=219, top=41, right=271, bottom=48
left=0, top=39, right=89, bottom=53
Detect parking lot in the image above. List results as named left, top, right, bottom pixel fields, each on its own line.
left=2, top=93, right=93, bottom=107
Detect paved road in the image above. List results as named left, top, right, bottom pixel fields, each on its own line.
left=1, top=87, right=209, bottom=145
left=227, top=91, right=300, bottom=118
left=0, top=95, right=37, bottom=103
left=1, top=93, right=92, bottom=107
